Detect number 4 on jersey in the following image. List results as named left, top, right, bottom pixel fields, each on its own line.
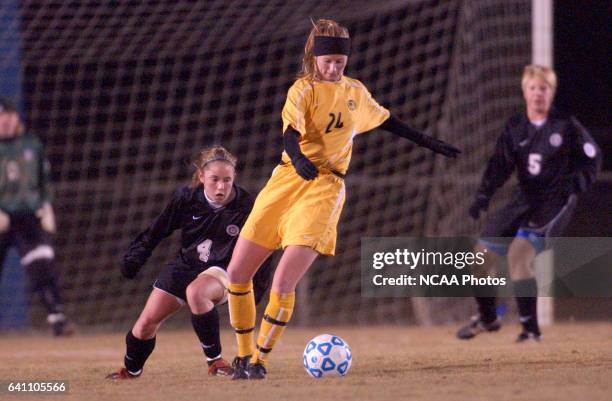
left=197, top=239, right=212, bottom=262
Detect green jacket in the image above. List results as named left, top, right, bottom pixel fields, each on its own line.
left=0, top=133, right=52, bottom=214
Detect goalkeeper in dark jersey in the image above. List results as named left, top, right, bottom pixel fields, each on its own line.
left=457, top=65, right=601, bottom=342
left=0, top=98, right=70, bottom=336
left=106, top=146, right=273, bottom=379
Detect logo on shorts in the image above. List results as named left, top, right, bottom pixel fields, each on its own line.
left=347, top=99, right=357, bottom=111
left=226, top=224, right=240, bottom=236
left=549, top=133, right=563, bottom=147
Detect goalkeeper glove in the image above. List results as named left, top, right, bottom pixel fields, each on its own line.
left=469, top=195, right=489, bottom=220
left=36, top=202, right=57, bottom=233
left=292, top=154, right=318, bottom=181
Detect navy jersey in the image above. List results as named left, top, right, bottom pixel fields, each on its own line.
left=476, top=111, right=601, bottom=202
left=125, top=184, right=255, bottom=270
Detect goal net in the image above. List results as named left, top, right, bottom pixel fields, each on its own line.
left=0, top=0, right=531, bottom=329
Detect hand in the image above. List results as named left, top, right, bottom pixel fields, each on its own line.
left=427, top=138, right=461, bottom=158
left=35, top=202, right=57, bottom=233
left=292, top=154, right=318, bottom=180
left=469, top=195, right=489, bottom=220
left=0, top=209, right=9, bottom=234
left=121, top=259, right=141, bottom=279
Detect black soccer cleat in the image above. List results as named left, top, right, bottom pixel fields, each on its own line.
left=231, top=356, right=250, bottom=380
left=47, top=313, right=75, bottom=337
left=515, top=330, right=541, bottom=343
left=247, top=362, right=267, bottom=380
left=456, top=314, right=501, bottom=340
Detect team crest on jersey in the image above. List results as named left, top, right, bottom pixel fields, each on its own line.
left=347, top=99, right=356, bottom=111
left=583, top=143, right=596, bottom=158
left=549, top=133, right=563, bottom=147
left=23, top=148, right=34, bottom=161
left=226, top=224, right=240, bottom=236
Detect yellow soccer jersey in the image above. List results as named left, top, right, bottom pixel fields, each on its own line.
left=281, top=76, right=390, bottom=175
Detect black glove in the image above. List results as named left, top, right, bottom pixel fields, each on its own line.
left=121, top=259, right=141, bottom=279
left=292, top=154, right=318, bottom=181
left=469, top=195, right=489, bottom=220
left=424, top=137, right=461, bottom=158
left=379, top=116, right=461, bottom=158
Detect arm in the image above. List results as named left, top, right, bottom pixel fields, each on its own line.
left=570, top=117, right=601, bottom=193
left=122, top=190, right=183, bottom=279
left=36, top=142, right=56, bottom=233
left=469, top=127, right=515, bottom=219
left=284, top=126, right=318, bottom=180
left=379, top=115, right=461, bottom=158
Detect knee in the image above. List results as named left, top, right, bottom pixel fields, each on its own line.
left=227, top=263, right=250, bottom=284
left=186, top=284, right=214, bottom=314
left=507, top=241, right=534, bottom=280
left=132, top=315, right=160, bottom=339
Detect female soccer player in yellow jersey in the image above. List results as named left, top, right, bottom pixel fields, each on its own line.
left=227, top=19, right=461, bottom=379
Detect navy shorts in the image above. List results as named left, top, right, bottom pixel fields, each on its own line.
left=153, top=259, right=228, bottom=304
left=479, top=191, right=577, bottom=255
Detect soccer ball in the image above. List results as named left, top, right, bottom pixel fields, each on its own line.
left=303, top=334, right=352, bottom=378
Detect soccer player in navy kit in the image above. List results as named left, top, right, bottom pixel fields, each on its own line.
left=106, top=146, right=273, bottom=379
left=457, top=65, right=601, bottom=341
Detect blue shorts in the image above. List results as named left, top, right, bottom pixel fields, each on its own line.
left=479, top=192, right=577, bottom=255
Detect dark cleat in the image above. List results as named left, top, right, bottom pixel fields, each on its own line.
left=457, top=315, right=501, bottom=340
left=515, top=330, right=541, bottom=343
left=247, top=362, right=267, bottom=380
left=48, top=313, right=75, bottom=337
left=231, top=356, right=250, bottom=380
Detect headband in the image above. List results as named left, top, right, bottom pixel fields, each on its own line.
left=201, top=156, right=236, bottom=168
left=313, top=36, right=351, bottom=56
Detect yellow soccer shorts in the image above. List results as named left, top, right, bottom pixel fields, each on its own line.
left=240, top=163, right=346, bottom=256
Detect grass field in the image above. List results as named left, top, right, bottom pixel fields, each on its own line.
left=1, top=323, right=611, bottom=401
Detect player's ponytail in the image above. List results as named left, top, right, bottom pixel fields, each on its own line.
left=300, top=19, right=350, bottom=81
left=191, top=145, right=237, bottom=187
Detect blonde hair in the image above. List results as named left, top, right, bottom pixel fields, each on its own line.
left=191, top=145, right=237, bottom=187
left=521, top=64, right=557, bottom=94
left=299, top=19, right=350, bottom=81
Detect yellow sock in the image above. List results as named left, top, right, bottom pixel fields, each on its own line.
left=228, top=281, right=256, bottom=358
left=252, top=291, right=295, bottom=365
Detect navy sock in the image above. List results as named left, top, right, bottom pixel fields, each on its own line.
left=514, top=278, right=540, bottom=334
left=125, top=331, right=155, bottom=374
left=27, top=259, right=63, bottom=314
left=191, top=307, right=221, bottom=364
left=475, top=297, right=497, bottom=323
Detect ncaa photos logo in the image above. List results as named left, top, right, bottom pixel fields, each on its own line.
left=226, top=224, right=240, bottom=236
